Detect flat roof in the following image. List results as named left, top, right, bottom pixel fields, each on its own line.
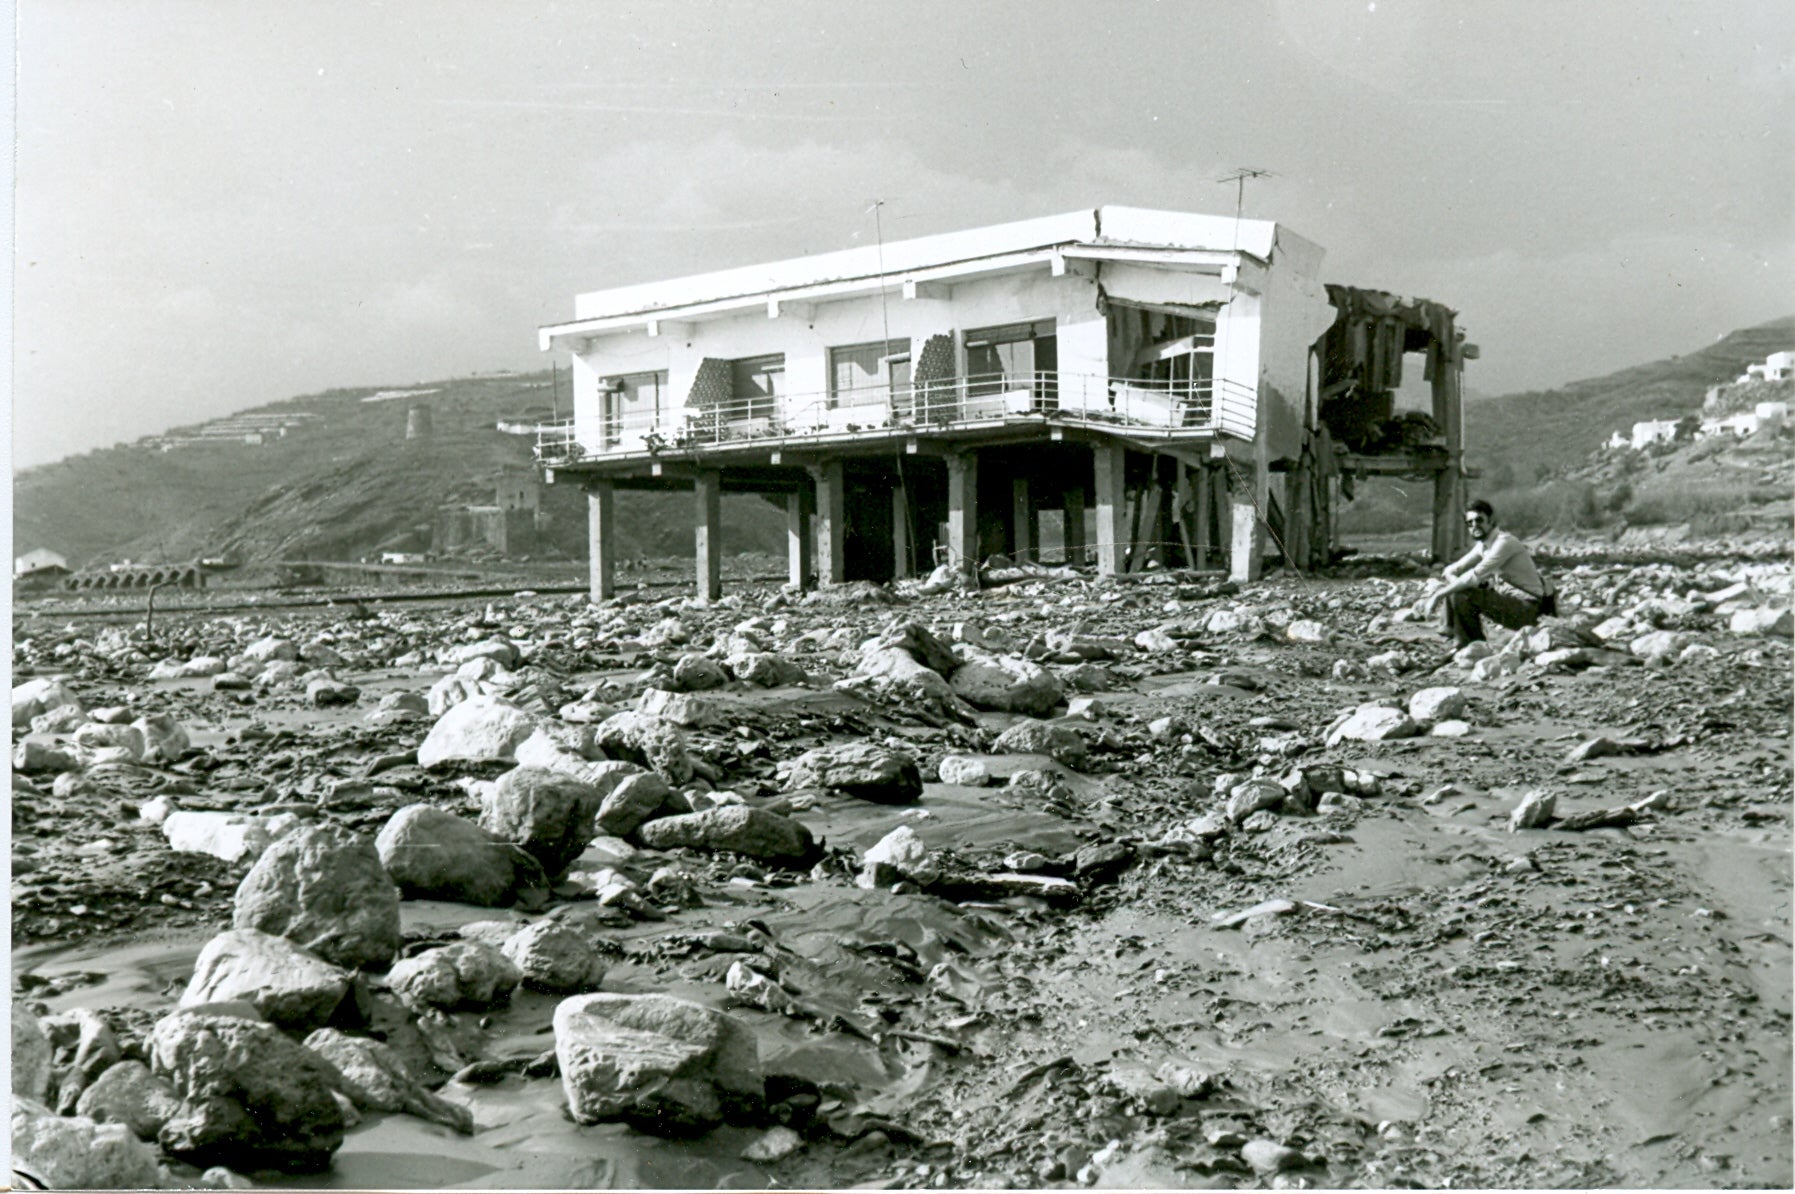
left=558, top=206, right=1287, bottom=327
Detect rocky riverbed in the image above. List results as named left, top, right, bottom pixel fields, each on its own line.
left=11, top=551, right=1793, bottom=1189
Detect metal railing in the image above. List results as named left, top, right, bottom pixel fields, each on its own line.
left=533, top=370, right=1255, bottom=462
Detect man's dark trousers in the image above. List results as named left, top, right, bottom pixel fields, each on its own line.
left=1446, top=585, right=1541, bottom=645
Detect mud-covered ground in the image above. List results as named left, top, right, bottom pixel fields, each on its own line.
left=12, top=549, right=1793, bottom=1189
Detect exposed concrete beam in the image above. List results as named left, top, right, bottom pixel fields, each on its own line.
left=810, top=461, right=847, bottom=586
left=586, top=481, right=615, bottom=602
left=1093, top=442, right=1127, bottom=576
left=694, top=471, right=722, bottom=601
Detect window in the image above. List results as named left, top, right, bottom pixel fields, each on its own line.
left=730, top=355, right=783, bottom=422
left=829, top=339, right=911, bottom=407
left=601, top=371, right=666, bottom=443
left=965, top=319, right=1057, bottom=397
left=1128, top=312, right=1214, bottom=395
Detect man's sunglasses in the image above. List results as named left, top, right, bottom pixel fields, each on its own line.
left=1465, top=515, right=1489, bottom=526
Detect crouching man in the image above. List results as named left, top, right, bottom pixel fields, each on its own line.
left=1422, top=499, right=1555, bottom=647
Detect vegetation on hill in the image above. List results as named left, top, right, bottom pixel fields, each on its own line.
left=12, top=373, right=787, bottom=569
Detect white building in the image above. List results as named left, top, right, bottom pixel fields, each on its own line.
left=14, top=548, right=69, bottom=577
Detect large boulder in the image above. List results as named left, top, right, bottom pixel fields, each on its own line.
left=1730, top=606, right=1793, bottom=637
left=386, top=941, right=520, bottom=1012
left=637, top=688, right=725, bottom=728
left=727, top=652, right=806, bottom=688
left=481, top=766, right=604, bottom=877
left=950, top=655, right=1062, bottom=716
left=1326, top=704, right=1420, bottom=746
left=164, top=811, right=273, bottom=865
left=233, top=825, right=402, bottom=971
left=416, top=695, right=538, bottom=768
left=990, top=720, right=1090, bottom=769
left=13, top=1003, right=52, bottom=1101
left=594, top=711, right=694, bottom=784
left=594, top=772, right=673, bottom=838
left=873, top=622, right=960, bottom=675
left=671, top=654, right=728, bottom=691
left=73, top=721, right=145, bottom=760
left=11, top=1098, right=163, bottom=1190
left=75, top=1060, right=183, bottom=1142
left=427, top=674, right=487, bottom=717
left=553, top=993, right=764, bottom=1135
left=12, top=677, right=81, bottom=728
left=243, top=636, right=298, bottom=663
left=180, top=929, right=357, bottom=1030
left=150, top=1009, right=347, bottom=1173
left=1406, top=687, right=1466, bottom=726
left=302, top=1028, right=473, bottom=1135
left=780, top=742, right=922, bottom=804
left=844, top=645, right=969, bottom=716
left=131, top=712, right=191, bottom=763
left=376, top=805, right=537, bottom=906
left=633, top=807, right=819, bottom=866
left=501, top=920, right=610, bottom=993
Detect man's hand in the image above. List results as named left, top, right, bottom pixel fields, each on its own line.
left=1421, top=580, right=1446, bottom=617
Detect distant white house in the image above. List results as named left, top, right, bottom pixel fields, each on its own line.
left=1631, top=419, right=1681, bottom=450
left=1739, top=351, right=1794, bottom=384
left=14, top=548, right=69, bottom=577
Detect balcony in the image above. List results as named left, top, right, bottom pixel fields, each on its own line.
left=534, top=371, right=1255, bottom=465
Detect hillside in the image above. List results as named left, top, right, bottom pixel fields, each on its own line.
left=1465, top=315, right=1795, bottom=483
left=12, top=373, right=787, bottom=570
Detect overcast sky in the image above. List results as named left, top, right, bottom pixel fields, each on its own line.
left=10, top=0, right=1792, bottom=469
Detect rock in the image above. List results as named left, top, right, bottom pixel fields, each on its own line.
left=1284, top=619, right=1331, bottom=645
left=634, top=806, right=819, bottom=866
left=1406, top=686, right=1466, bottom=725
left=1134, top=627, right=1180, bottom=652
left=1226, top=779, right=1287, bottom=824
left=594, top=711, right=694, bottom=784
left=387, top=941, right=521, bottom=1012
left=427, top=674, right=485, bottom=716
left=13, top=678, right=82, bottom=728
left=725, top=961, right=794, bottom=1014
left=13, top=1003, right=52, bottom=1102
left=637, top=687, right=725, bottom=728
left=1325, top=704, right=1419, bottom=746
left=416, top=695, right=539, bottom=768
left=950, top=654, right=1062, bottom=715
left=990, top=719, right=1089, bottom=769
left=729, top=652, right=806, bottom=687
left=30, top=703, right=89, bottom=734
left=11, top=1098, right=163, bottom=1189
left=451, top=637, right=520, bottom=669
left=594, top=772, right=673, bottom=838
left=457, top=656, right=505, bottom=682
left=244, top=636, right=298, bottom=663
left=875, top=622, right=961, bottom=674
left=848, top=644, right=969, bottom=715
left=553, top=993, right=763, bottom=1135
left=1628, top=629, right=1686, bottom=662
left=180, top=929, right=357, bottom=1030
left=13, top=739, right=79, bottom=775
left=43, top=1006, right=122, bottom=1092
left=1470, top=653, right=1521, bottom=682
left=781, top=742, right=922, bottom=804
left=302, top=1028, right=473, bottom=1135
left=1241, top=1138, right=1302, bottom=1175
left=671, top=654, right=729, bottom=691
left=72, top=720, right=143, bottom=759
left=742, top=1124, right=805, bottom=1163
left=861, top=825, right=931, bottom=887
left=148, top=659, right=189, bottom=680
left=75, top=1060, right=183, bottom=1141
left=1072, top=841, right=1133, bottom=881
left=1730, top=606, right=1793, bottom=637
left=936, top=755, right=994, bottom=786
left=501, top=921, right=610, bottom=993
left=481, top=766, right=604, bottom=877
left=183, top=656, right=231, bottom=677
left=233, top=825, right=402, bottom=971
left=132, top=711, right=190, bottom=762
left=1432, top=719, right=1472, bottom=737
left=1508, top=789, right=1557, bottom=832
left=150, top=1009, right=347, bottom=1172
left=164, top=811, right=274, bottom=865
left=376, top=804, right=535, bottom=906
left=307, top=677, right=360, bottom=706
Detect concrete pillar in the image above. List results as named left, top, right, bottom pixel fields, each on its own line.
left=786, top=486, right=814, bottom=590
left=586, top=481, right=615, bottom=602
left=1229, top=462, right=1266, bottom=583
left=1092, top=441, right=1127, bottom=576
left=946, top=451, right=979, bottom=578
left=1011, top=477, right=1032, bottom=562
left=1431, top=346, right=1468, bottom=563
left=892, top=486, right=912, bottom=578
left=1064, top=486, right=1087, bottom=564
left=694, top=470, right=722, bottom=601
left=811, top=461, right=846, bottom=585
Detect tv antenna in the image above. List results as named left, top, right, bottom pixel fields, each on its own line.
left=867, top=199, right=894, bottom=354
left=1218, top=167, right=1275, bottom=251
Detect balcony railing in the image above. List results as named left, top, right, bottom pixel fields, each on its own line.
left=534, top=370, right=1255, bottom=463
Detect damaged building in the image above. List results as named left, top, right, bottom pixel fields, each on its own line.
left=534, top=206, right=1473, bottom=600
